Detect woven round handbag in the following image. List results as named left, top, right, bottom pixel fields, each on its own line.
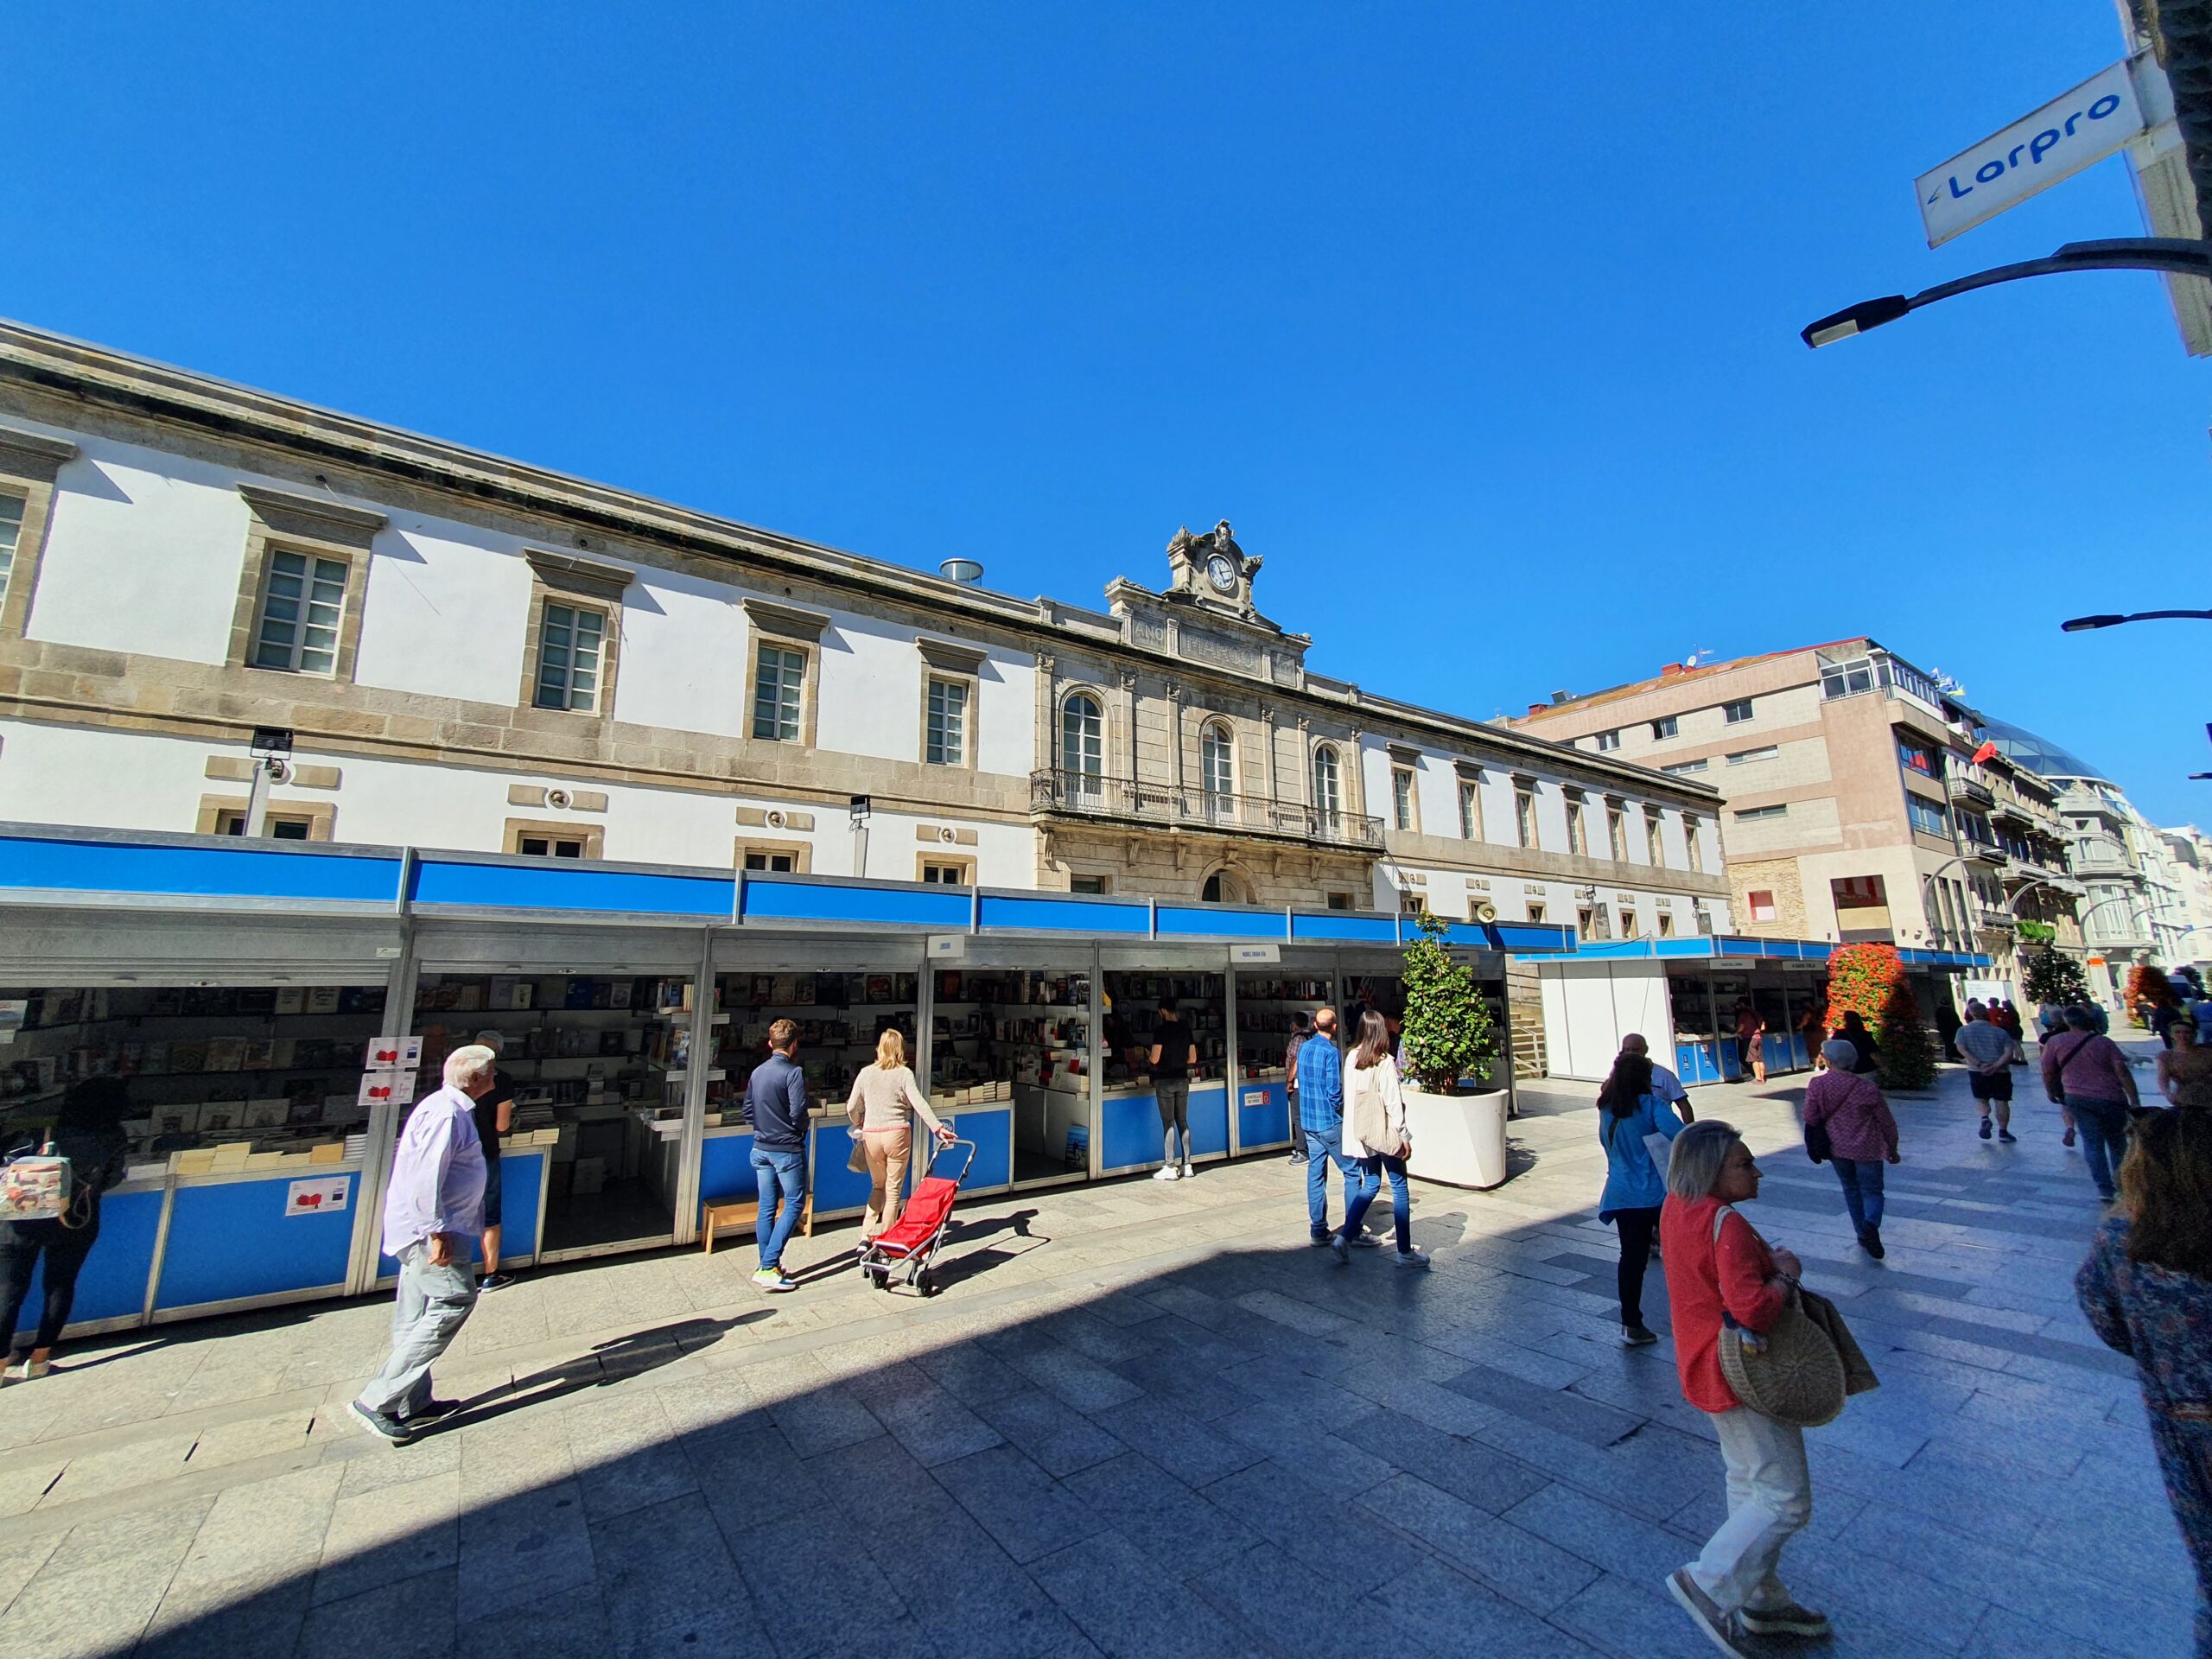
left=1711, top=1207, right=1847, bottom=1427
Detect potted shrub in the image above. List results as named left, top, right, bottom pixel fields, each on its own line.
left=1398, top=912, right=1511, bottom=1188
left=1823, top=942, right=1936, bottom=1091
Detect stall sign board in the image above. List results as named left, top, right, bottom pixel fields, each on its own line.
left=1242, top=1088, right=1270, bottom=1108
left=359, top=1067, right=419, bottom=1109
left=1230, top=944, right=1281, bottom=963
left=285, top=1177, right=350, bottom=1217
left=1916, top=58, right=2145, bottom=246
left=368, top=1035, right=424, bottom=1069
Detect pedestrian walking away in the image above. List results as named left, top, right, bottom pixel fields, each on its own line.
left=1803, top=1040, right=1901, bottom=1258
left=1594, top=1048, right=1685, bottom=1344
left=470, top=1028, right=518, bottom=1291
left=1296, top=1007, right=1370, bottom=1247
left=1149, top=995, right=1198, bottom=1180
left=0, top=1077, right=131, bottom=1383
left=847, top=1025, right=956, bottom=1242
left=1660, top=1120, right=1830, bottom=1649
left=2042, top=1006, right=2140, bottom=1203
left=1834, top=1012, right=1879, bottom=1076
left=747, top=1019, right=810, bottom=1293
left=1282, top=1012, right=1312, bottom=1164
left=1621, top=1031, right=1694, bottom=1123
left=1733, top=1001, right=1767, bottom=1084
left=1331, top=1012, right=1427, bottom=1268
left=349, top=1045, right=493, bottom=1444
left=2075, top=1106, right=2212, bottom=1656
left=1956, top=1001, right=2022, bottom=1142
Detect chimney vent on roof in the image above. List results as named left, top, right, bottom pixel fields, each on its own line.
left=1526, top=702, right=1548, bottom=717
left=1661, top=663, right=1686, bottom=677
left=1550, top=690, right=1571, bottom=704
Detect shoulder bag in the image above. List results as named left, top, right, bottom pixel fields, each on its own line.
left=1709, top=1205, right=1874, bottom=1427
left=1349, top=1062, right=1395, bottom=1157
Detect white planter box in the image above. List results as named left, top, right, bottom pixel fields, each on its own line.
left=1403, top=1085, right=1510, bottom=1190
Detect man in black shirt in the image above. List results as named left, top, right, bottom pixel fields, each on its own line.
left=471, top=1030, right=518, bottom=1290
left=1149, top=996, right=1198, bottom=1181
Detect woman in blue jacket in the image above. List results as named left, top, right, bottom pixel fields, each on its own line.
left=1597, top=1049, right=1688, bottom=1347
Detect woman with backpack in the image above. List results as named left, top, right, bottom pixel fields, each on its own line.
left=1328, top=1012, right=1427, bottom=1268
left=0, top=1076, right=132, bottom=1382
left=1595, top=1048, right=1688, bottom=1346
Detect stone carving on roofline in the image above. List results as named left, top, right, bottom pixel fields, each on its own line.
left=1166, top=519, right=1262, bottom=614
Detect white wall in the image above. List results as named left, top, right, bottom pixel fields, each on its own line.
left=354, top=525, right=539, bottom=705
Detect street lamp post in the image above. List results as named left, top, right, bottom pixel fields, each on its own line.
left=2058, top=608, right=2212, bottom=631
left=1801, top=238, right=2212, bottom=348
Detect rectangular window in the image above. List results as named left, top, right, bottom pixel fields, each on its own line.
left=1722, top=698, right=1753, bottom=724
left=1906, top=795, right=1950, bottom=837
left=1685, top=820, right=1702, bottom=869
left=532, top=601, right=607, bottom=711
left=1897, top=740, right=1938, bottom=777
left=1525, top=900, right=1546, bottom=924
left=1400, top=892, right=1425, bottom=916
left=753, top=645, right=805, bottom=741
left=252, top=549, right=350, bottom=675
left=1662, top=759, right=1708, bottom=775
left=742, top=849, right=796, bottom=873
left=1566, top=802, right=1587, bottom=857
left=1594, top=729, right=1620, bottom=752
left=1326, top=891, right=1354, bottom=912
left=1734, top=804, right=1788, bottom=822
left=1726, top=746, right=1779, bottom=766
left=1821, top=657, right=1876, bottom=699
left=1645, top=815, right=1663, bottom=864
left=1458, top=780, right=1480, bottom=840
left=215, top=810, right=313, bottom=841
left=1618, top=906, right=1638, bottom=938
left=1748, top=889, right=1777, bottom=922
left=521, top=834, right=587, bottom=859
left=1657, top=912, right=1676, bottom=938
left=0, top=493, right=22, bottom=601
left=1392, top=767, right=1416, bottom=831
left=921, top=861, right=969, bottom=885
left=925, top=677, right=968, bottom=766
left=1606, top=807, right=1626, bottom=862
left=1071, top=874, right=1109, bottom=894
left=1514, top=790, right=1536, bottom=849
left=1650, top=715, right=1678, bottom=740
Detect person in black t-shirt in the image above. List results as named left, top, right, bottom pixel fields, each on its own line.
left=1148, top=996, right=1198, bottom=1180
left=471, top=1030, right=518, bottom=1290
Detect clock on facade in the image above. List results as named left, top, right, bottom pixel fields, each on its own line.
left=1205, top=553, right=1237, bottom=594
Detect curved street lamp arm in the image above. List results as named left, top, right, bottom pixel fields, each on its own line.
left=1803, top=239, right=2212, bottom=347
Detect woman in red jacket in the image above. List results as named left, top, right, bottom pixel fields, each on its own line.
left=1661, top=1120, right=1828, bottom=1650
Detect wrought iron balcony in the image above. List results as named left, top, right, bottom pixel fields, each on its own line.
left=1029, top=769, right=1387, bottom=850
left=1946, top=773, right=1995, bottom=808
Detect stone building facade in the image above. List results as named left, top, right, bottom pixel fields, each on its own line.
left=0, top=322, right=1727, bottom=944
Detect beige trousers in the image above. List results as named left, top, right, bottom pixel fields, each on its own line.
left=862, top=1128, right=912, bottom=1237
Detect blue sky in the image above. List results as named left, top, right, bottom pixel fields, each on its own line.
left=6, top=3, right=2207, bottom=823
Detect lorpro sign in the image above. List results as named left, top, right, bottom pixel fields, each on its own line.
left=1916, top=59, right=2145, bottom=247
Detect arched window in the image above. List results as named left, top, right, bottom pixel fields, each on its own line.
left=1201, top=722, right=1236, bottom=802
left=1312, top=745, right=1342, bottom=826
left=1202, top=873, right=1224, bottom=903
left=1201, top=869, right=1246, bottom=904
left=1060, top=694, right=1103, bottom=782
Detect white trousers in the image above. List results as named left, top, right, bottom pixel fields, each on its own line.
left=359, top=1242, right=477, bottom=1418
left=1691, top=1406, right=1812, bottom=1613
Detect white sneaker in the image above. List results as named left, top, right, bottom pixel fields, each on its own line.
left=1394, top=1249, right=1431, bottom=1268
left=752, top=1268, right=796, bottom=1293
left=1153, top=1166, right=1180, bottom=1181
left=1348, top=1231, right=1383, bottom=1249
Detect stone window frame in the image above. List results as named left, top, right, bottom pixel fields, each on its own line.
left=505, top=817, right=605, bottom=859
left=1452, top=761, right=1484, bottom=842
left=916, top=637, right=986, bottom=771
left=1057, top=683, right=1110, bottom=780
left=734, top=837, right=813, bottom=874
left=1644, top=807, right=1667, bottom=868
left=1310, top=740, right=1346, bottom=821
left=0, top=425, right=76, bottom=639
left=229, top=486, right=387, bottom=683
left=1605, top=795, right=1630, bottom=862
left=916, top=852, right=976, bottom=886
left=1385, top=744, right=1421, bottom=835
left=195, top=793, right=336, bottom=841
left=1199, top=718, right=1240, bottom=798
left=1564, top=791, right=1590, bottom=858
left=1511, top=774, right=1540, bottom=851
left=519, top=550, right=633, bottom=717
left=744, top=597, right=829, bottom=747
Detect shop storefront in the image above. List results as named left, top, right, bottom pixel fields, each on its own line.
left=1538, top=937, right=1992, bottom=1085
left=0, top=823, right=1567, bottom=1346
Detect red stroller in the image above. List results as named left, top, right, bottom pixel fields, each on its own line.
left=859, top=1138, right=975, bottom=1296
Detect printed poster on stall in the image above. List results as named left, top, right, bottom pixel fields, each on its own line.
left=284, top=1177, right=350, bottom=1218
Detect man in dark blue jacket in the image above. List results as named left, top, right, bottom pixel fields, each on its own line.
left=746, top=1020, right=810, bottom=1292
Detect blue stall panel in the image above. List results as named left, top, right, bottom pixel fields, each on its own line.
left=1761, top=1033, right=1792, bottom=1074
left=1718, top=1039, right=1744, bottom=1081
left=1676, top=1039, right=1723, bottom=1086
left=1236, top=1079, right=1290, bottom=1149
left=0, top=835, right=402, bottom=906
left=696, top=1130, right=755, bottom=1221
left=808, top=1122, right=874, bottom=1214
left=943, top=1108, right=1013, bottom=1192
left=377, top=1148, right=550, bottom=1279
left=978, top=893, right=1149, bottom=935
left=157, top=1173, right=357, bottom=1312
left=743, top=879, right=969, bottom=930
left=414, top=858, right=730, bottom=918
left=12, top=1187, right=163, bottom=1337
left=1156, top=906, right=1281, bottom=939
left=1102, top=1090, right=1163, bottom=1172
left=1188, top=1084, right=1230, bottom=1158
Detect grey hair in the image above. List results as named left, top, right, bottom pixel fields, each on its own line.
left=1821, top=1038, right=1858, bottom=1070
left=444, top=1044, right=499, bottom=1090
left=1665, top=1119, right=1743, bottom=1202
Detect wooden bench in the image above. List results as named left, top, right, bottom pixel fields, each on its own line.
left=701, top=1192, right=814, bottom=1254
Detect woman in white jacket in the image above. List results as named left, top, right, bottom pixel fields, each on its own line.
left=1331, top=1012, right=1429, bottom=1268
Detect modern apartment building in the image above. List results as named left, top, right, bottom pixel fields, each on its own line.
left=0, top=321, right=1729, bottom=952
left=1505, top=639, right=2082, bottom=999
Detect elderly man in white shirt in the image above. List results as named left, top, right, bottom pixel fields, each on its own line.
left=349, top=1044, right=495, bottom=1444
left=1621, top=1033, right=1695, bottom=1124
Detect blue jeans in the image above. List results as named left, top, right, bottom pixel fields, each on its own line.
left=1833, top=1159, right=1885, bottom=1234
left=2068, top=1096, right=2130, bottom=1199
left=750, top=1144, right=807, bottom=1271
left=1341, top=1154, right=1411, bottom=1252
left=1303, top=1122, right=1365, bottom=1236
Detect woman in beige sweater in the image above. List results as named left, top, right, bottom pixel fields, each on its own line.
left=846, top=1028, right=955, bottom=1238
